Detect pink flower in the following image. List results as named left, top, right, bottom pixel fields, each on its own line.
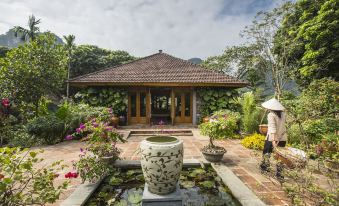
left=105, top=126, right=113, bottom=131
left=65, top=135, right=73, bottom=140
left=1, top=98, right=10, bottom=108
left=108, top=108, right=113, bottom=114
left=92, top=122, right=99, bottom=127
left=80, top=148, right=84, bottom=152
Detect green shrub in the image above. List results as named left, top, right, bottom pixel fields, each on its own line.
left=236, top=92, right=261, bottom=134
left=241, top=133, right=265, bottom=150
left=197, top=88, right=239, bottom=117
left=199, top=110, right=240, bottom=139
left=27, top=115, right=65, bottom=144
left=287, top=118, right=339, bottom=145
left=0, top=147, right=69, bottom=205
left=2, top=125, right=38, bottom=147
left=75, top=87, right=127, bottom=115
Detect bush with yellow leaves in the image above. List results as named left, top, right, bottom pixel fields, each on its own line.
left=241, top=133, right=265, bottom=150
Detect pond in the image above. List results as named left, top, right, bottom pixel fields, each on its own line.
left=86, top=166, right=241, bottom=206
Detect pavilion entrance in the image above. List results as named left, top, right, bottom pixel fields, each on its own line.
left=127, top=87, right=193, bottom=125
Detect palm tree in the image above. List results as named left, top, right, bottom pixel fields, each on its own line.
left=13, top=15, right=41, bottom=42
left=63, top=35, right=76, bottom=98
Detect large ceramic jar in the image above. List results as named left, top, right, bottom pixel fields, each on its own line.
left=140, top=136, right=183, bottom=195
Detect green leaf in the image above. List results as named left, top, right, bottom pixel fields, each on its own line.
left=200, top=180, right=215, bottom=189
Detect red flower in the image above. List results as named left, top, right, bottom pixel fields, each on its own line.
left=65, top=172, right=78, bottom=179
left=1, top=98, right=10, bottom=108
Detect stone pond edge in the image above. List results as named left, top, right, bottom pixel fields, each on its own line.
left=61, top=160, right=266, bottom=206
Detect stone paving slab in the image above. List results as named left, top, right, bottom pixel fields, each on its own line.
left=34, top=129, right=292, bottom=206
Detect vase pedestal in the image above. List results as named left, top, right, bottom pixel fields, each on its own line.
left=142, top=183, right=182, bottom=206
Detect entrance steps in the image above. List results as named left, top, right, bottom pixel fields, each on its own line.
left=128, top=130, right=193, bottom=137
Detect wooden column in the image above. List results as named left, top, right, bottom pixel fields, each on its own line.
left=171, top=88, right=175, bottom=125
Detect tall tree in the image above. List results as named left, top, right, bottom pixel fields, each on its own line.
left=13, top=15, right=41, bottom=42
left=70, top=45, right=136, bottom=77
left=202, top=44, right=266, bottom=90
left=0, top=33, right=67, bottom=114
left=276, top=0, right=339, bottom=87
left=63, top=35, right=76, bottom=98
left=242, top=2, right=294, bottom=100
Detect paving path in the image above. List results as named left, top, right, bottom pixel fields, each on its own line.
left=35, top=130, right=290, bottom=206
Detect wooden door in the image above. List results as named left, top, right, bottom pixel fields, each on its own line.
left=174, top=90, right=192, bottom=123
left=128, top=90, right=149, bottom=124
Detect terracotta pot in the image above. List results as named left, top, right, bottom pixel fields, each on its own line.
left=259, top=124, right=268, bottom=135
left=203, top=117, right=210, bottom=123
left=140, top=136, right=183, bottom=195
left=111, top=116, right=119, bottom=126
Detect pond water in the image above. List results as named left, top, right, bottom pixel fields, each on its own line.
left=86, top=166, right=241, bottom=206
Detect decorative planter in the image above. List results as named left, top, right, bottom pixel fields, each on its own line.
left=203, top=117, right=210, bottom=123
left=201, top=148, right=226, bottom=162
left=100, top=155, right=115, bottom=164
left=140, top=136, right=183, bottom=195
left=111, top=116, right=119, bottom=126
left=118, top=116, right=126, bottom=126
left=259, top=124, right=268, bottom=135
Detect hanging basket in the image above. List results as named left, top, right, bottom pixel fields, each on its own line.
left=259, top=124, right=268, bottom=135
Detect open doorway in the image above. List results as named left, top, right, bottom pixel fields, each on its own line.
left=150, top=89, right=171, bottom=125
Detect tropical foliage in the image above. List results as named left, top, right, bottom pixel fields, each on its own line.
left=0, top=147, right=69, bottom=205
left=69, top=45, right=135, bottom=77
left=75, top=87, right=128, bottom=115
left=0, top=33, right=67, bottom=115
left=199, top=110, right=240, bottom=140
left=235, top=92, right=262, bottom=134
left=197, top=88, right=239, bottom=118
left=276, top=0, right=339, bottom=86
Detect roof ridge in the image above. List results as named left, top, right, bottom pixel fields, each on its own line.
left=68, top=52, right=160, bottom=81
left=160, top=52, right=246, bottom=83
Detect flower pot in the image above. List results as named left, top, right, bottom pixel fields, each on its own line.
left=203, top=116, right=210, bottom=123
left=202, top=149, right=226, bottom=162
left=111, top=116, right=119, bottom=126
left=100, top=155, right=116, bottom=164
left=140, top=136, right=183, bottom=195
left=118, top=116, right=126, bottom=126
left=259, top=124, right=268, bottom=135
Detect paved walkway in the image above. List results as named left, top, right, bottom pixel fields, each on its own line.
left=35, top=129, right=291, bottom=206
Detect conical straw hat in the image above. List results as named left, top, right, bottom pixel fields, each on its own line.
left=261, top=98, right=285, bottom=111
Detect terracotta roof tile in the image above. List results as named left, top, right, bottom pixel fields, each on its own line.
left=68, top=52, right=247, bottom=87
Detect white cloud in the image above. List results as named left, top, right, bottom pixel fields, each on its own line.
left=0, top=0, right=275, bottom=59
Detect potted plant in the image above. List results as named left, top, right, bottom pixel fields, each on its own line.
left=70, top=118, right=125, bottom=182
left=199, top=110, right=239, bottom=162
left=140, top=136, right=183, bottom=195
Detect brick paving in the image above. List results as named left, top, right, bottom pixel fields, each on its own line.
left=35, top=129, right=291, bottom=206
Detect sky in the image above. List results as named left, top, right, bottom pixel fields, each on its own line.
left=0, top=0, right=278, bottom=59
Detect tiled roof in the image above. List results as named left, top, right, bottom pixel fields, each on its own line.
left=68, top=52, right=247, bottom=87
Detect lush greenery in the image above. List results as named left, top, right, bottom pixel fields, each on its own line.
left=199, top=110, right=240, bottom=141
left=70, top=45, right=135, bottom=78
left=197, top=88, right=239, bottom=118
left=75, top=87, right=128, bottom=116
left=241, top=133, right=265, bottom=150
left=0, top=147, right=69, bottom=205
left=283, top=78, right=339, bottom=146
left=235, top=92, right=262, bottom=134
left=71, top=117, right=124, bottom=182
left=276, top=0, right=339, bottom=86
left=0, top=33, right=67, bottom=115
